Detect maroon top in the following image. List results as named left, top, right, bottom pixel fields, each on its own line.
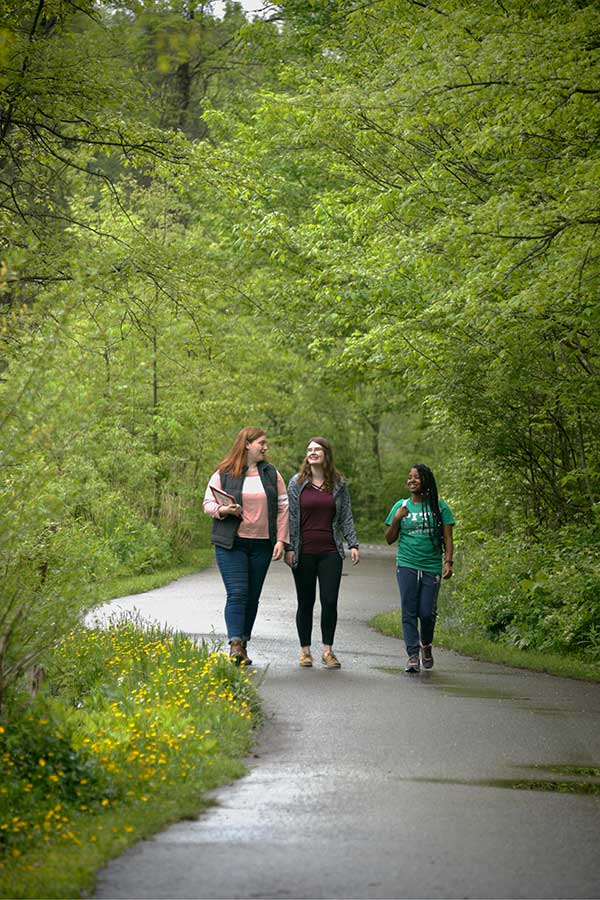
left=300, top=483, right=337, bottom=554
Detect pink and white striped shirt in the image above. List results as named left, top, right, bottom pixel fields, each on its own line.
left=203, top=470, right=289, bottom=544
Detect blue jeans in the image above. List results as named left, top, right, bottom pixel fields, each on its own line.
left=215, top=537, right=273, bottom=642
left=396, top=566, right=442, bottom=657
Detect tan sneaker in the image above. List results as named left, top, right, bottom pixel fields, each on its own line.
left=299, top=651, right=313, bottom=668
left=321, top=650, right=341, bottom=669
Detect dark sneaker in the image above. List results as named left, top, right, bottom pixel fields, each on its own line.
left=405, top=655, right=420, bottom=673
left=421, top=644, right=434, bottom=670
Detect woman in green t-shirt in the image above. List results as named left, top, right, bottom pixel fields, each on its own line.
left=385, top=464, right=455, bottom=673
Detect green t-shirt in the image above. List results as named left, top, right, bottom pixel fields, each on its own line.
left=385, top=497, right=455, bottom=574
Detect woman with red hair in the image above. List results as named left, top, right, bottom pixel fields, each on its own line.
left=203, top=427, right=289, bottom=665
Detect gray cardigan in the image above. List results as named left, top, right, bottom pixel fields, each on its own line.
left=287, top=474, right=359, bottom=567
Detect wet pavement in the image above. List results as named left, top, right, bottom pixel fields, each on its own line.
left=92, top=547, right=600, bottom=899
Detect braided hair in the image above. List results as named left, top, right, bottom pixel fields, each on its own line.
left=413, top=463, right=445, bottom=554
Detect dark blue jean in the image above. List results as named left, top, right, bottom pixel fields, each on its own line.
left=215, top=537, right=273, bottom=642
left=396, top=566, right=442, bottom=657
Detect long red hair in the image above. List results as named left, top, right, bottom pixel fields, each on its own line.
left=217, top=427, right=266, bottom=478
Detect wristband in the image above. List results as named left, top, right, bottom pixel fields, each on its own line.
left=445, top=559, right=453, bottom=565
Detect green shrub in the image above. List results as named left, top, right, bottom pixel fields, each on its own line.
left=1, top=615, right=258, bottom=874
left=443, top=526, right=600, bottom=660
left=91, top=494, right=172, bottom=575
left=0, top=698, right=114, bottom=857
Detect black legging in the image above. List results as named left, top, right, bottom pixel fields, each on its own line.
left=293, top=551, right=343, bottom=646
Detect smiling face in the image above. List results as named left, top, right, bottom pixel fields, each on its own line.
left=406, top=467, right=423, bottom=495
left=306, top=441, right=325, bottom=465
left=246, top=434, right=268, bottom=464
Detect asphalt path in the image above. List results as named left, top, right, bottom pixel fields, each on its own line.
left=92, top=547, right=600, bottom=900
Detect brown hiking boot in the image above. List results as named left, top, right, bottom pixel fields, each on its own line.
left=229, top=639, right=244, bottom=666
left=240, top=641, right=253, bottom=666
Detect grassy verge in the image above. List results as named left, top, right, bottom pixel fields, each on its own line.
left=370, top=610, right=600, bottom=682
left=0, top=615, right=259, bottom=899
left=90, top=548, right=215, bottom=606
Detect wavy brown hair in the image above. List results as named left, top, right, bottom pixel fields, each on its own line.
left=298, top=436, right=343, bottom=493
left=217, top=427, right=266, bottom=478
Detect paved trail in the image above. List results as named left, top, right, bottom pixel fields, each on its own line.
left=93, top=548, right=600, bottom=900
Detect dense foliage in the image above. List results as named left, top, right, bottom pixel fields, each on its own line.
left=198, top=0, right=600, bottom=658
left=216, top=0, right=600, bottom=522
left=0, top=0, right=598, bottom=718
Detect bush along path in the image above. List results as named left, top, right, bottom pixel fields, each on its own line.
left=0, top=614, right=259, bottom=900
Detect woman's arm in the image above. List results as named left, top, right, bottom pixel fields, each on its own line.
left=442, top=524, right=454, bottom=579
left=202, top=472, right=241, bottom=519
left=272, top=472, right=289, bottom=561
left=385, top=505, right=408, bottom=544
left=275, top=472, right=289, bottom=543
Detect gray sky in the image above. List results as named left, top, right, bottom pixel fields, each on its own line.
left=211, top=0, right=272, bottom=19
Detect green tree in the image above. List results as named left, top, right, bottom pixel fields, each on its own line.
left=215, top=0, right=600, bottom=527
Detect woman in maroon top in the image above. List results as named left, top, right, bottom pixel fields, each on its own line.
left=285, top=438, right=359, bottom=668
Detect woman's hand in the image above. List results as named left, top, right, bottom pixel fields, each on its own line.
left=219, top=503, right=242, bottom=518
left=284, top=550, right=295, bottom=568
left=394, top=505, right=409, bottom=522
left=272, top=540, right=285, bottom=561
left=350, top=548, right=360, bottom=565
left=442, top=561, right=453, bottom=580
